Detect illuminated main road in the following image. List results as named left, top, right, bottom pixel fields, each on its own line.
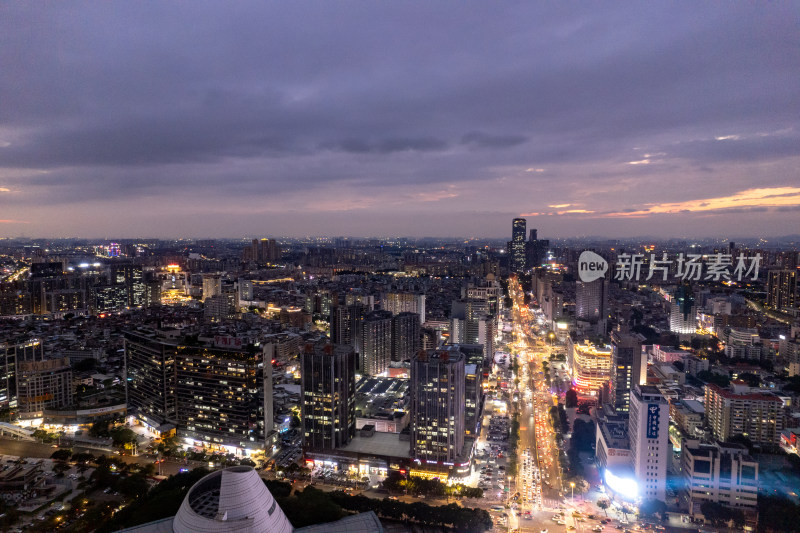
left=507, top=278, right=566, bottom=531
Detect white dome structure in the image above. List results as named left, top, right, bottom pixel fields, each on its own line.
left=172, top=466, right=293, bottom=533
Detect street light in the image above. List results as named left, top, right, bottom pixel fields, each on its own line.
left=570, top=481, right=575, bottom=504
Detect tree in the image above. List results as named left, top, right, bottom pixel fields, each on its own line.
left=71, top=452, right=94, bottom=463
left=565, top=388, right=578, bottom=408
left=51, top=449, right=72, bottom=461
left=788, top=453, right=800, bottom=472
left=596, top=499, right=609, bottom=516
left=110, top=427, right=137, bottom=448
left=697, top=370, right=730, bottom=388
left=74, top=358, right=98, bottom=372
left=118, top=473, right=149, bottom=498
left=639, top=499, right=667, bottom=519
left=701, top=501, right=735, bottom=527
left=737, top=372, right=761, bottom=387
left=728, top=434, right=755, bottom=455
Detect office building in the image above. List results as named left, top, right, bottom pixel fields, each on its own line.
left=507, top=218, right=527, bottom=274
left=610, top=332, right=643, bottom=414
left=410, top=349, right=465, bottom=464
left=628, top=385, right=669, bottom=502
left=110, top=262, right=147, bottom=307
left=301, top=343, right=357, bottom=451
left=176, top=340, right=270, bottom=450
left=202, top=274, right=222, bottom=302
left=682, top=440, right=758, bottom=518
left=705, top=383, right=785, bottom=449
left=124, top=330, right=178, bottom=431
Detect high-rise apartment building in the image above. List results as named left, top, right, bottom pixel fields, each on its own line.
left=357, top=310, right=393, bottom=375
left=766, top=270, right=797, bottom=311
left=301, top=343, right=357, bottom=451
left=391, top=312, right=421, bottom=362
left=507, top=218, right=527, bottom=274
left=384, top=293, right=426, bottom=324
left=330, top=304, right=364, bottom=347
left=704, top=383, right=785, bottom=449
left=410, top=350, right=465, bottom=464
left=628, top=385, right=669, bottom=502
left=202, top=274, right=222, bottom=302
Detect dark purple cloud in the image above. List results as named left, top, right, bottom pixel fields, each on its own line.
left=0, top=2, right=798, bottom=238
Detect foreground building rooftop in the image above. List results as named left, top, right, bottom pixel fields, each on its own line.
left=120, top=466, right=383, bottom=532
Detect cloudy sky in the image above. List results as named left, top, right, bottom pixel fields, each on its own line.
left=1, top=3, right=798, bottom=239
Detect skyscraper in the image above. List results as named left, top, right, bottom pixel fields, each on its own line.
left=610, top=332, right=643, bottom=414
left=576, top=278, right=607, bottom=324
left=526, top=229, right=549, bottom=269
left=410, top=350, right=465, bottom=464
left=628, top=385, right=669, bottom=502
left=301, top=343, right=356, bottom=451
left=670, top=283, right=696, bottom=334
left=507, top=218, right=527, bottom=274
left=124, top=330, right=178, bottom=429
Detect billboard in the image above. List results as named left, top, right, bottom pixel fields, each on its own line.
left=646, top=403, right=660, bottom=439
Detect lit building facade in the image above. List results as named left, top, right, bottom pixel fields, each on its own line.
left=125, top=330, right=271, bottom=451
left=705, top=383, right=785, bottom=449
left=357, top=310, right=393, bottom=376
left=629, top=385, right=669, bottom=502
left=410, top=350, right=465, bottom=465
left=507, top=218, right=527, bottom=274
left=567, top=338, right=612, bottom=397
left=16, top=357, right=73, bottom=418
left=681, top=440, right=758, bottom=518
left=669, top=284, right=696, bottom=334
left=301, top=343, right=357, bottom=451
left=384, top=293, right=425, bottom=324
left=610, top=332, right=644, bottom=414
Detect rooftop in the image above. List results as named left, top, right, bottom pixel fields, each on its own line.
left=338, top=432, right=411, bottom=458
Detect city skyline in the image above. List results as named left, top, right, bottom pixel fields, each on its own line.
left=1, top=3, right=799, bottom=238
